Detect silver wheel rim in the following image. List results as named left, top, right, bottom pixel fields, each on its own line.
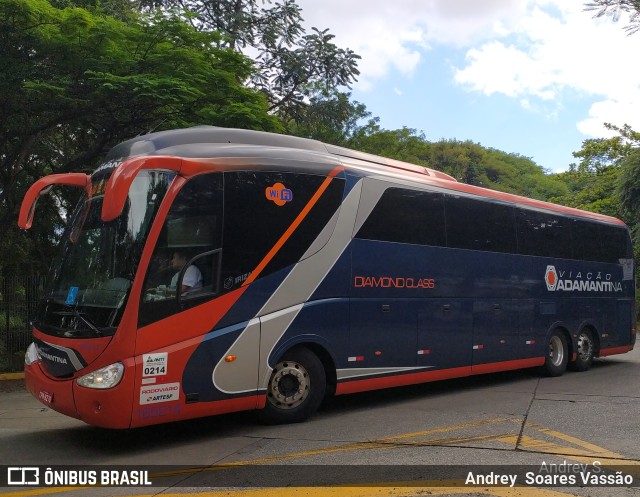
left=549, top=335, right=564, bottom=367
left=267, top=360, right=310, bottom=410
left=577, top=332, right=593, bottom=362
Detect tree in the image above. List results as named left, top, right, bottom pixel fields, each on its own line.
left=550, top=166, right=622, bottom=217
left=353, top=128, right=433, bottom=166
left=285, top=89, right=379, bottom=146
left=585, top=0, right=640, bottom=34
left=49, top=0, right=137, bottom=19
left=0, top=0, right=280, bottom=275
left=140, top=0, right=361, bottom=121
left=617, top=149, right=640, bottom=219
left=572, top=123, right=640, bottom=172
left=549, top=124, right=640, bottom=219
left=345, top=127, right=568, bottom=200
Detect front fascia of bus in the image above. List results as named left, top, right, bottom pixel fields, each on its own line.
left=21, top=156, right=197, bottom=427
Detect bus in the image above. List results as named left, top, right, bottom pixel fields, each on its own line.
left=20, top=127, right=636, bottom=428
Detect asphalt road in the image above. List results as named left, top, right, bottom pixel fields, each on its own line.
left=1, top=347, right=639, bottom=497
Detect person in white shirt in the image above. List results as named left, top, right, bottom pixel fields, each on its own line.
left=169, top=251, right=203, bottom=294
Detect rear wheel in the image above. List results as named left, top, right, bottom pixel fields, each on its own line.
left=572, top=329, right=595, bottom=372
left=543, top=329, right=568, bottom=377
left=259, top=347, right=326, bottom=424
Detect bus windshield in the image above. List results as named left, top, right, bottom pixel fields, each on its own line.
left=36, top=170, right=174, bottom=338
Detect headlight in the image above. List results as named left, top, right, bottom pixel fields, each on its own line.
left=25, top=342, right=40, bottom=366
left=77, top=362, right=124, bottom=389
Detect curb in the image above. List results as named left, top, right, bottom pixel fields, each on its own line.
left=0, top=372, right=24, bottom=381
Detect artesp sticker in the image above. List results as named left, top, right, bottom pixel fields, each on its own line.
left=140, top=382, right=180, bottom=405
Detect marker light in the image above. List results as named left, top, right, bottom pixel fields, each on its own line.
left=25, top=342, right=40, bottom=366
left=77, top=362, right=124, bottom=389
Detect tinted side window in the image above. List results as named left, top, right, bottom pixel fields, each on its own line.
left=356, top=188, right=446, bottom=246
left=445, top=196, right=516, bottom=253
left=600, top=224, right=632, bottom=262
left=139, top=173, right=223, bottom=327
left=221, top=171, right=344, bottom=291
left=516, top=209, right=573, bottom=258
left=571, top=219, right=602, bottom=262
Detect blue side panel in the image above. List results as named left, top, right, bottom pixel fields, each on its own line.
left=417, top=300, right=472, bottom=369
left=349, top=299, right=418, bottom=367
left=310, top=247, right=351, bottom=301
left=269, top=299, right=349, bottom=369
left=216, top=266, right=293, bottom=329
left=349, top=238, right=634, bottom=369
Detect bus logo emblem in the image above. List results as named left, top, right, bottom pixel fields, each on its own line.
left=265, top=183, right=293, bottom=206
left=545, top=266, right=558, bottom=291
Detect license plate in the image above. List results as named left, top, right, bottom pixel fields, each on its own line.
left=38, top=390, right=53, bottom=405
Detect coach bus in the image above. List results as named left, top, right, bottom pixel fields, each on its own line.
left=19, top=127, right=635, bottom=428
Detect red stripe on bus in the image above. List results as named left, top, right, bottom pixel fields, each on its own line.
left=599, top=345, right=634, bottom=357
left=471, top=357, right=545, bottom=374
left=336, top=366, right=472, bottom=395
left=335, top=357, right=546, bottom=396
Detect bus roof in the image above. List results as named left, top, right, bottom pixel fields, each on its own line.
left=105, top=126, right=457, bottom=182
left=104, top=126, right=625, bottom=227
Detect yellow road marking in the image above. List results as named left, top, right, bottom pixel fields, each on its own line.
left=4, top=417, right=638, bottom=497
left=0, top=372, right=24, bottom=381
left=112, top=484, right=586, bottom=497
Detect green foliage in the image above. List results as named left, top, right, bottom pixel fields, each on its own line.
left=351, top=128, right=568, bottom=201
left=552, top=123, right=640, bottom=220
left=572, top=123, right=640, bottom=172
left=618, top=149, right=640, bottom=219
left=0, top=0, right=279, bottom=275
left=550, top=166, right=622, bottom=218
left=351, top=128, right=432, bottom=165
left=141, top=0, right=361, bottom=122
left=285, top=90, right=379, bottom=146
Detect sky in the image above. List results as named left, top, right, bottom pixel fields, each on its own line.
left=295, top=0, right=640, bottom=173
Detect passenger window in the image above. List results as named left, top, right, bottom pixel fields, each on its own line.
left=445, top=195, right=516, bottom=253
left=600, top=224, right=632, bottom=262
left=220, top=171, right=344, bottom=292
left=356, top=188, right=446, bottom=246
left=571, top=219, right=602, bottom=262
left=139, top=173, right=223, bottom=327
left=516, top=209, right=573, bottom=259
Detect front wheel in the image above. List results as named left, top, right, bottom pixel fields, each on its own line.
left=259, top=347, right=326, bottom=424
left=572, top=329, right=595, bottom=372
left=543, top=330, right=568, bottom=377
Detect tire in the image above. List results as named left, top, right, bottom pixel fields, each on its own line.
left=572, top=328, right=595, bottom=372
left=543, top=329, right=568, bottom=377
left=259, top=347, right=326, bottom=424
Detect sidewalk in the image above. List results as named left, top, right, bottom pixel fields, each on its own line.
left=0, top=372, right=25, bottom=392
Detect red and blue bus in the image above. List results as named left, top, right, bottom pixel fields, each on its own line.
left=20, top=127, right=635, bottom=428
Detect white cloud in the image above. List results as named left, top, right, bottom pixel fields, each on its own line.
left=577, top=96, right=640, bottom=137
left=296, top=0, right=640, bottom=139
left=296, top=0, right=529, bottom=89
left=452, top=1, right=640, bottom=137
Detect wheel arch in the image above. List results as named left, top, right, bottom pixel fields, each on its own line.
left=576, top=322, right=601, bottom=358
left=270, top=336, right=337, bottom=397
left=546, top=323, right=572, bottom=349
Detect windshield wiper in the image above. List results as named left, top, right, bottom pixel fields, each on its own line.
left=54, top=308, right=103, bottom=335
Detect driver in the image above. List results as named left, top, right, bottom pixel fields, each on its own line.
left=169, top=251, right=203, bottom=294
